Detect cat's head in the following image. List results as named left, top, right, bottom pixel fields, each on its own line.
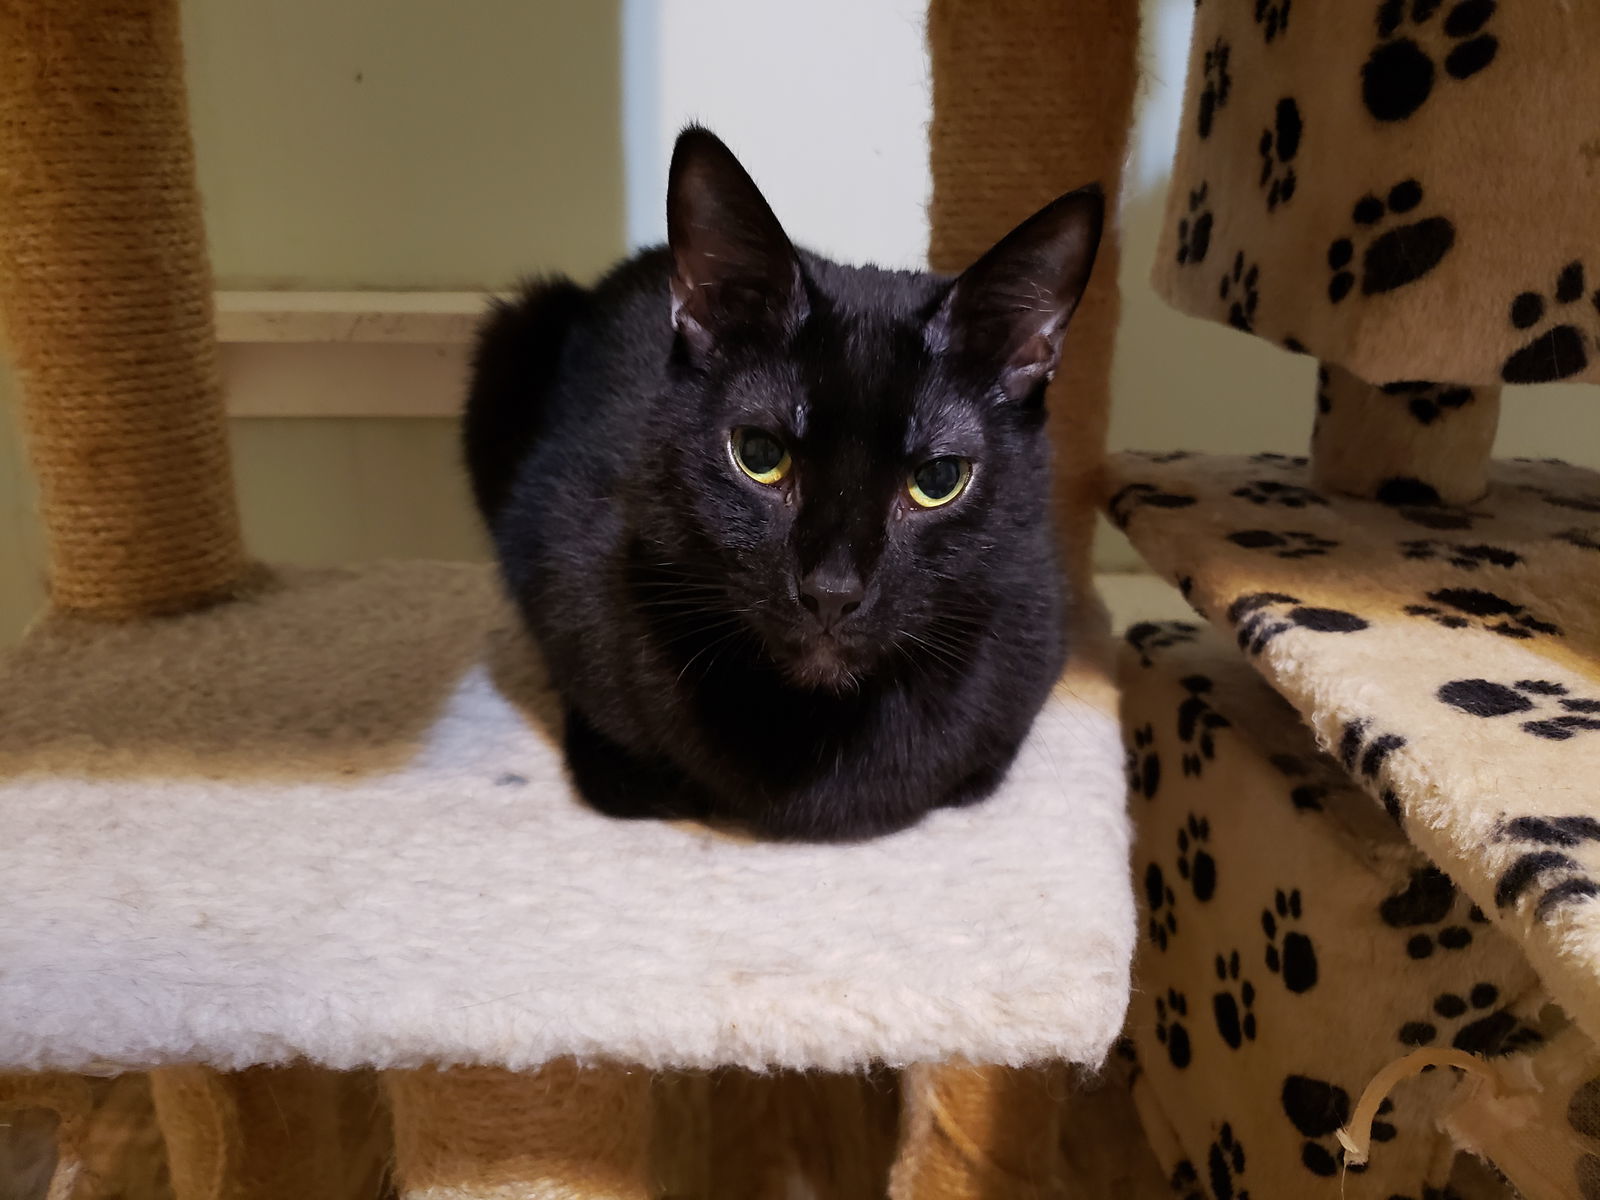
left=642, top=126, right=1102, bottom=691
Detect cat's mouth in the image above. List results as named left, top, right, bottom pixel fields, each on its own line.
left=779, top=632, right=865, bottom=693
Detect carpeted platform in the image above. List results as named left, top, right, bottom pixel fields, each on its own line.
left=0, top=561, right=1133, bottom=1075
left=1106, top=450, right=1600, bottom=1051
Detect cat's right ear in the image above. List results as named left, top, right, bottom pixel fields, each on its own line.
left=666, top=126, right=807, bottom=361
left=927, top=184, right=1104, bottom=405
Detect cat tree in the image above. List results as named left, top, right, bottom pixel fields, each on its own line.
left=0, top=0, right=1142, bottom=1195
left=1106, top=4, right=1600, bottom=1197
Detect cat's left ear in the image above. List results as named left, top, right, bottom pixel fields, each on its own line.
left=928, top=184, right=1104, bottom=403
left=666, top=126, right=807, bottom=361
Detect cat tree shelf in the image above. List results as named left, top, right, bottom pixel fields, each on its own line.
left=1104, top=450, right=1600, bottom=1050
left=212, top=292, right=493, bottom=419
left=0, top=561, right=1133, bottom=1075
left=213, top=292, right=489, bottom=346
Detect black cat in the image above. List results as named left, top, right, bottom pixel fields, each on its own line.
left=464, top=127, right=1102, bottom=840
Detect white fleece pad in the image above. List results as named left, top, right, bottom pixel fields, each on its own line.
left=0, top=562, right=1132, bottom=1074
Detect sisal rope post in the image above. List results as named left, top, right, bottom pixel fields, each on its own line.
left=0, top=0, right=248, bottom=620
left=383, top=1063, right=654, bottom=1200
left=910, top=3, right=1139, bottom=1189
left=927, top=0, right=1140, bottom=700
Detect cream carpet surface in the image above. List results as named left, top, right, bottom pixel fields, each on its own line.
left=0, top=562, right=1132, bottom=1074
left=1106, top=451, right=1600, bottom=1050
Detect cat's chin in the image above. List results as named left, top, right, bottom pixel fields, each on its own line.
left=778, top=637, right=866, bottom=693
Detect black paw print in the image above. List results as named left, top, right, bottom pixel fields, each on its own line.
left=1362, top=0, right=1499, bottom=123
left=1380, top=379, right=1476, bottom=424
left=1262, top=888, right=1319, bottom=993
left=1124, top=620, right=1201, bottom=668
left=1380, top=476, right=1455, bottom=507
left=1219, top=252, right=1260, bottom=331
left=1145, top=861, right=1179, bottom=950
left=1494, top=814, right=1600, bottom=922
left=1314, top=363, right=1332, bottom=418
left=1556, top=528, right=1600, bottom=554
left=1257, top=98, right=1302, bottom=211
left=1379, top=865, right=1487, bottom=959
left=1398, top=981, right=1543, bottom=1056
left=1523, top=484, right=1600, bottom=515
left=1501, top=261, right=1600, bottom=383
left=1177, top=813, right=1218, bottom=901
left=1207, top=1123, right=1251, bottom=1199
left=1405, top=587, right=1560, bottom=640
left=1154, top=988, right=1193, bottom=1069
left=1338, top=718, right=1407, bottom=820
left=1169, top=1160, right=1204, bottom=1200
left=1176, top=182, right=1214, bottom=265
left=1270, top=753, right=1330, bottom=812
left=1439, top=677, right=1600, bottom=742
left=1198, top=39, right=1233, bottom=138
left=1568, top=1076, right=1600, bottom=1200
left=1230, top=479, right=1328, bottom=508
left=1212, top=950, right=1258, bottom=1049
left=1229, top=591, right=1369, bottom=656
left=1227, top=529, right=1340, bottom=559
left=1177, top=675, right=1231, bottom=777
left=1246, top=451, right=1308, bottom=470
left=1327, top=180, right=1454, bottom=303
left=1393, top=504, right=1485, bottom=531
left=1254, top=0, right=1291, bottom=42
left=1108, top=482, right=1197, bottom=530
left=1400, top=539, right=1520, bottom=570
left=1282, top=1075, right=1389, bottom=1177
left=1127, top=722, right=1161, bottom=800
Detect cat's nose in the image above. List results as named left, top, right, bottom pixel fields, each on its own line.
left=797, top=568, right=864, bottom=631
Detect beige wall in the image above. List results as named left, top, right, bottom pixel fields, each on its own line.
left=185, top=0, right=624, bottom=292
left=195, top=0, right=623, bottom=588
left=2, top=0, right=1597, bottom=641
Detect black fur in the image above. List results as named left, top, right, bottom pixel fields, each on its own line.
left=463, top=127, right=1103, bottom=840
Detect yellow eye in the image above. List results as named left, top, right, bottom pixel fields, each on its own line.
left=731, top=428, right=792, bottom=485
left=908, top=457, right=971, bottom=508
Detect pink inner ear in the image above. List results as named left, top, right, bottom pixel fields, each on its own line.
left=669, top=274, right=716, bottom=358
left=998, top=333, right=1058, bottom=400
left=1010, top=332, right=1056, bottom=373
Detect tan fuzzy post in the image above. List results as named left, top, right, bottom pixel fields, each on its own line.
left=75, top=1076, right=173, bottom=1200
left=0, top=1073, right=95, bottom=1200
left=704, top=1070, right=898, bottom=1200
left=384, top=1063, right=654, bottom=1200
left=0, top=0, right=248, bottom=619
left=1311, top=362, right=1500, bottom=506
left=890, top=1064, right=1074, bottom=1200
left=149, top=1065, right=390, bottom=1200
left=927, top=0, right=1140, bottom=704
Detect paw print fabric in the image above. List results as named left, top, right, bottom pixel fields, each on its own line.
left=1153, top=2, right=1600, bottom=388
left=1106, top=450, right=1600, bottom=1067
left=1120, top=619, right=1546, bottom=1198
